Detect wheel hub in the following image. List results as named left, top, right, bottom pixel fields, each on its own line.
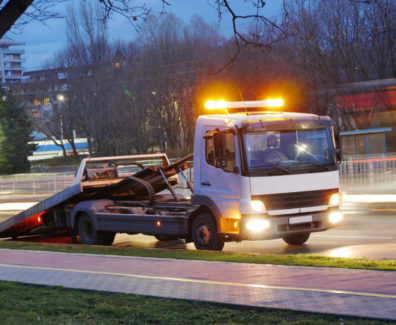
left=196, top=224, right=210, bottom=245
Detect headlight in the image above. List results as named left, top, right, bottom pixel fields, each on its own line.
left=251, top=200, right=266, bottom=212
left=245, top=219, right=270, bottom=232
left=329, top=211, right=343, bottom=224
left=329, top=193, right=341, bottom=205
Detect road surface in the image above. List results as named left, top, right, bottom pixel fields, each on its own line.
left=1, top=199, right=396, bottom=259
left=112, top=201, right=396, bottom=259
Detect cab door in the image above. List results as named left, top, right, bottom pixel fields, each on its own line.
left=199, top=128, right=241, bottom=220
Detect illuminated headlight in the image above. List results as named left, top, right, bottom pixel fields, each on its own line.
left=329, top=211, right=343, bottom=224
left=329, top=193, right=342, bottom=206
left=245, top=219, right=270, bottom=233
left=250, top=200, right=266, bottom=212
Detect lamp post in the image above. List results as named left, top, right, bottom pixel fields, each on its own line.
left=56, top=94, right=65, bottom=142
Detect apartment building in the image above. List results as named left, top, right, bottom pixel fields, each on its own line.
left=0, top=38, right=24, bottom=87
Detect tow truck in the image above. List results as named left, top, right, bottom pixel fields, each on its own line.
left=0, top=99, right=343, bottom=250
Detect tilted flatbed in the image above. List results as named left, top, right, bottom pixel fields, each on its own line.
left=0, top=153, right=194, bottom=241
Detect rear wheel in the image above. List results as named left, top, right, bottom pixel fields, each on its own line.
left=78, top=214, right=115, bottom=246
left=192, top=212, right=224, bottom=251
left=282, top=232, right=310, bottom=245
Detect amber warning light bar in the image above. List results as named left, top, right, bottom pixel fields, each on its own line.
left=205, top=99, right=284, bottom=111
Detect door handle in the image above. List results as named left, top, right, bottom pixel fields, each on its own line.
left=201, top=181, right=211, bottom=186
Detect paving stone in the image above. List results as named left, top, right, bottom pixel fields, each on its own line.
left=0, top=249, right=395, bottom=321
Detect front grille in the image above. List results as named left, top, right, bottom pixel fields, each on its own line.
left=253, top=188, right=337, bottom=210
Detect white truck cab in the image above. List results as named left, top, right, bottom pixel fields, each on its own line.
left=191, top=101, right=342, bottom=249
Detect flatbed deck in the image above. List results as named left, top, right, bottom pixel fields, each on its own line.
left=0, top=154, right=193, bottom=239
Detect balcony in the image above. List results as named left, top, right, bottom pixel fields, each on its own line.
left=3, top=49, right=24, bottom=55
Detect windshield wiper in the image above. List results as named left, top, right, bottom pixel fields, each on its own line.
left=250, top=163, right=291, bottom=174
left=294, top=161, right=331, bottom=171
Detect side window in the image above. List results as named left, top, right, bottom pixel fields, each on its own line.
left=223, top=132, right=236, bottom=171
left=204, top=129, right=236, bottom=172
left=205, top=136, right=215, bottom=166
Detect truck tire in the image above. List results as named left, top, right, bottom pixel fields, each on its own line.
left=192, top=212, right=224, bottom=251
left=78, top=213, right=115, bottom=246
left=282, top=232, right=310, bottom=245
left=154, top=235, right=179, bottom=241
left=100, top=232, right=116, bottom=246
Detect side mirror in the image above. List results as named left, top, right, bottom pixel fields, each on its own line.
left=335, top=148, right=342, bottom=164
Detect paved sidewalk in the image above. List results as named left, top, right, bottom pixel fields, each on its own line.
left=0, top=249, right=395, bottom=321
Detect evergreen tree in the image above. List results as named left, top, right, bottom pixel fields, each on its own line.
left=0, top=92, right=35, bottom=174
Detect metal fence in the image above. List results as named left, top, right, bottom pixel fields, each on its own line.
left=339, top=153, right=396, bottom=193
left=2, top=154, right=396, bottom=197
left=0, top=173, right=75, bottom=196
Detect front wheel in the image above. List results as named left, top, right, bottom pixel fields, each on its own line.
left=282, top=232, right=310, bottom=245
left=192, top=212, right=224, bottom=251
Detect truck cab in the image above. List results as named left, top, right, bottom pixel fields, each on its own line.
left=191, top=101, right=342, bottom=250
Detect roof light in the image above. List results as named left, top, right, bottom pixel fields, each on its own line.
left=205, top=100, right=228, bottom=110
left=264, top=98, right=284, bottom=107
left=205, top=99, right=284, bottom=111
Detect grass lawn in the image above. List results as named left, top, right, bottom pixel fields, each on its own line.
left=0, top=240, right=396, bottom=271
left=0, top=281, right=389, bottom=324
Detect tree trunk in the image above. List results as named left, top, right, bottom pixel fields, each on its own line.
left=0, top=0, right=33, bottom=38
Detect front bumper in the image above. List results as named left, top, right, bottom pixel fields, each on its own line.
left=238, top=207, right=341, bottom=240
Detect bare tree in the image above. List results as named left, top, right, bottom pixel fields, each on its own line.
left=0, top=0, right=165, bottom=38
left=279, top=0, right=396, bottom=128
left=1, top=0, right=284, bottom=72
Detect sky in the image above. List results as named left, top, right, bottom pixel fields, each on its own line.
left=4, top=0, right=282, bottom=72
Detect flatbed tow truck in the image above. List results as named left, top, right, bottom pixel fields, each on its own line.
left=0, top=100, right=343, bottom=251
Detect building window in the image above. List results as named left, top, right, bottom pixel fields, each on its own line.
left=33, top=99, right=41, bottom=106
left=43, top=98, right=50, bottom=106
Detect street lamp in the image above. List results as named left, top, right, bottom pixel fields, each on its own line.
left=56, top=94, right=65, bottom=142
left=57, top=94, right=65, bottom=102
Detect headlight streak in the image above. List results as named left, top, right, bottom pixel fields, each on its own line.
left=329, top=193, right=342, bottom=205
left=329, top=211, right=343, bottom=224
left=250, top=200, right=265, bottom=212
left=245, top=219, right=270, bottom=233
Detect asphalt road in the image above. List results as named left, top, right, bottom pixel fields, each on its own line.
left=1, top=200, right=396, bottom=259
left=113, top=201, right=396, bottom=259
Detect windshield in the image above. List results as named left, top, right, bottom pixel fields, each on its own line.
left=242, top=128, right=336, bottom=175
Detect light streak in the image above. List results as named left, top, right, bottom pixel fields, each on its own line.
left=0, top=202, right=37, bottom=211
left=343, top=194, right=396, bottom=203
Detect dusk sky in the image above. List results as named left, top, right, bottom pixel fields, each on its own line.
left=5, top=0, right=281, bottom=72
